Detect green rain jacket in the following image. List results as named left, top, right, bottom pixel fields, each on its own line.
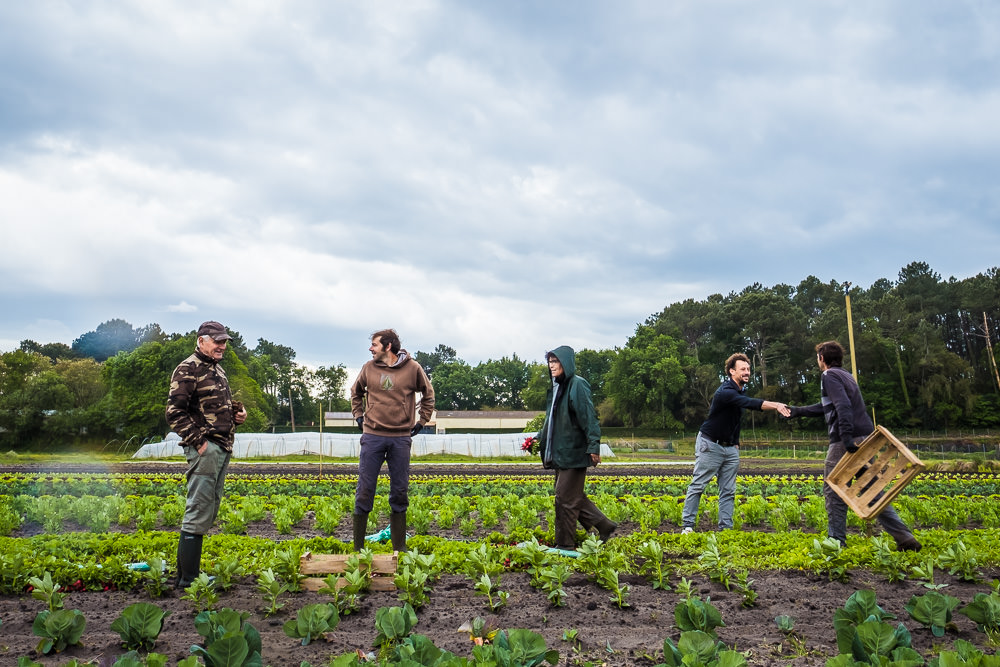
left=537, top=345, right=602, bottom=470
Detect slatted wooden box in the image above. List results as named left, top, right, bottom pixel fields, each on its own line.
left=827, top=425, right=925, bottom=520
left=299, top=552, right=398, bottom=592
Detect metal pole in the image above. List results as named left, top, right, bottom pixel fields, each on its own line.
left=843, top=281, right=858, bottom=381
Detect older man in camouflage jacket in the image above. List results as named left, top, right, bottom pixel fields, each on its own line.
left=166, top=320, right=247, bottom=588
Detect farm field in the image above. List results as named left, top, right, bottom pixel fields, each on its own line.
left=2, top=462, right=1000, bottom=667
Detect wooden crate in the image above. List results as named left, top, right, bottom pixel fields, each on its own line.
left=827, top=425, right=925, bottom=520
left=299, top=552, right=398, bottom=592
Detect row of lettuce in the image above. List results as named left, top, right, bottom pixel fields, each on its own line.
left=6, top=471, right=1000, bottom=498
left=13, top=532, right=1000, bottom=667
left=3, top=488, right=1000, bottom=539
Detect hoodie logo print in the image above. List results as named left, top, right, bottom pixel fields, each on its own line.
left=380, top=374, right=395, bottom=391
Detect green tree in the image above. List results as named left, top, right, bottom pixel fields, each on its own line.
left=414, top=345, right=458, bottom=376
left=476, top=355, right=531, bottom=409
left=19, top=340, right=82, bottom=361
left=72, top=319, right=161, bottom=362
left=604, top=326, right=688, bottom=428
left=0, top=350, right=50, bottom=447
left=314, top=365, right=350, bottom=412
left=431, top=361, right=481, bottom=410
left=575, top=348, right=614, bottom=405
left=520, top=363, right=550, bottom=411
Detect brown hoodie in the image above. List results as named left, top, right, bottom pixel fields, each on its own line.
left=350, top=350, right=435, bottom=437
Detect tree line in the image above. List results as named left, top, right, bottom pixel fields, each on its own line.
left=1, top=261, right=998, bottom=448
left=1, top=320, right=349, bottom=448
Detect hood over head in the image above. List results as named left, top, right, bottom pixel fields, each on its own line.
left=547, top=345, right=576, bottom=379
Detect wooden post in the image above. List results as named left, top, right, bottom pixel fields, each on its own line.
left=984, top=312, right=1000, bottom=394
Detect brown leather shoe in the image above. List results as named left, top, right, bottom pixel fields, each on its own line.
left=897, top=537, right=922, bottom=552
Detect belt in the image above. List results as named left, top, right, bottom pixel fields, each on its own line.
left=700, top=433, right=736, bottom=447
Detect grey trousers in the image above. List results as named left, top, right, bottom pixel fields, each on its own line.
left=181, top=442, right=231, bottom=535
left=553, top=467, right=612, bottom=547
left=825, top=440, right=914, bottom=545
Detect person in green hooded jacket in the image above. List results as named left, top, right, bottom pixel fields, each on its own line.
left=537, top=345, right=617, bottom=550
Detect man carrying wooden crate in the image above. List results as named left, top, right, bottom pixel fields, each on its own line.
left=786, top=340, right=921, bottom=551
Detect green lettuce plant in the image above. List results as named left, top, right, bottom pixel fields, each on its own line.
left=283, top=602, right=340, bottom=646
left=904, top=591, right=960, bottom=637
left=180, top=573, right=218, bottom=613
left=373, top=603, right=419, bottom=657
left=140, top=556, right=171, bottom=598
left=958, top=591, right=1000, bottom=635
left=674, top=595, right=725, bottom=639
left=255, top=568, right=288, bottom=616
left=939, top=540, right=982, bottom=583
left=638, top=539, right=670, bottom=590
left=471, top=628, right=559, bottom=667
left=191, top=607, right=262, bottom=667
left=110, top=602, right=170, bottom=651
left=32, top=608, right=87, bottom=654
left=28, top=572, right=66, bottom=613
left=474, top=573, right=509, bottom=611
left=538, top=562, right=572, bottom=607
left=656, top=630, right=746, bottom=667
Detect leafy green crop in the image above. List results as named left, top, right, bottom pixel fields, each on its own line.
left=283, top=602, right=340, bottom=645
left=958, top=591, right=1000, bottom=633
left=191, top=607, right=263, bottom=667
left=32, top=608, right=87, bottom=654
left=904, top=591, right=960, bottom=637
left=110, top=602, right=170, bottom=651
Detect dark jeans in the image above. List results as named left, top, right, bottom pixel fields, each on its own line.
left=553, top=467, right=612, bottom=547
left=355, top=434, right=411, bottom=514
left=825, top=440, right=914, bottom=545
left=181, top=442, right=231, bottom=535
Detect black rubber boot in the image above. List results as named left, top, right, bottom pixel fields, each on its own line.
left=353, top=513, right=369, bottom=552
left=176, top=531, right=203, bottom=589
left=390, top=511, right=407, bottom=553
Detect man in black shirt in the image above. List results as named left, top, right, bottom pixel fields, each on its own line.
left=681, top=353, right=788, bottom=533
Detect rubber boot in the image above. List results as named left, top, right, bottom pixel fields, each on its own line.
left=176, top=531, right=203, bottom=589
left=390, top=511, right=407, bottom=553
left=353, top=513, right=369, bottom=551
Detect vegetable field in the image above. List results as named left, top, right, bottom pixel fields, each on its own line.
left=2, top=462, right=1000, bottom=666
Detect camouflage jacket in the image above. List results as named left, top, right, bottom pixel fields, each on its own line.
left=165, top=348, right=237, bottom=452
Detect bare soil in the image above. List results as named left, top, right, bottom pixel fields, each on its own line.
left=2, top=461, right=996, bottom=667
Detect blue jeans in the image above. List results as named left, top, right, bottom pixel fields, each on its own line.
left=681, top=432, right=739, bottom=529
left=354, top=434, right=412, bottom=514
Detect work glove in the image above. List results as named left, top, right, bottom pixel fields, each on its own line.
left=845, top=440, right=859, bottom=454
left=410, top=423, right=423, bottom=437
left=356, top=416, right=364, bottom=432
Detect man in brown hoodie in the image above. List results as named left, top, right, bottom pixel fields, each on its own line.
left=350, top=329, right=435, bottom=552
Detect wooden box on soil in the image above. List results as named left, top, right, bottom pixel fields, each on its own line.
left=299, top=551, right=398, bottom=592
left=827, top=425, right=925, bottom=520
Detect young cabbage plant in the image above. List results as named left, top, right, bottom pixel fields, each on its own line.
left=283, top=602, right=340, bottom=646
left=110, top=602, right=170, bottom=652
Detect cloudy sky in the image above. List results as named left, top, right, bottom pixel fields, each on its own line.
left=1, top=1, right=998, bottom=371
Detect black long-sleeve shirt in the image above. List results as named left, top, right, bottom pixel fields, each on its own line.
left=698, top=378, right=765, bottom=446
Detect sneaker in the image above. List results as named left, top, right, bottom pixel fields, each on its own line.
left=681, top=527, right=694, bottom=535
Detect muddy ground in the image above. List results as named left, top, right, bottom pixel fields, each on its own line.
left=1, top=461, right=996, bottom=667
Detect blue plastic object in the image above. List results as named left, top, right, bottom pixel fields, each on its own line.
left=544, top=546, right=580, bottom=558
left=365, top=526, right=392, bottom=542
